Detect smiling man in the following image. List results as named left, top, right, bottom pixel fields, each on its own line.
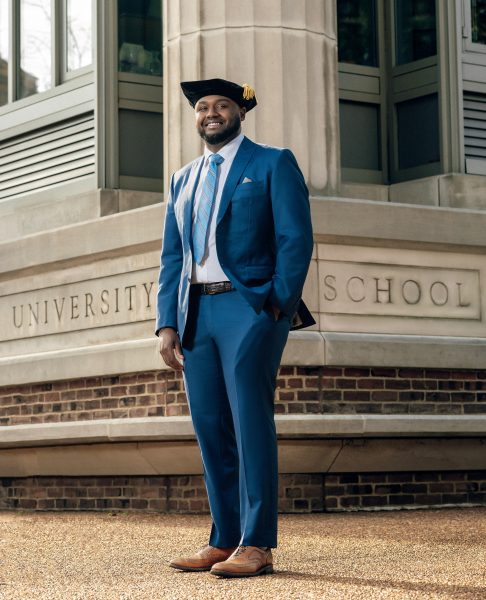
left=156, top=78, right=314, bottom=578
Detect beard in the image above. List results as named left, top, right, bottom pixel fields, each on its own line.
left=198, top=114, right=241, bottom=145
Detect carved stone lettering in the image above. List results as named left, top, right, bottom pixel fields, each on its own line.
left=320, top=261, right=480, bottom=320
left=2, top=268, right=159, bottom=342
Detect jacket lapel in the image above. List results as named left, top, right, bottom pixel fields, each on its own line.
left=177, top=156, right=204, bottom=249
left=217, top=137, right=257, bottom=225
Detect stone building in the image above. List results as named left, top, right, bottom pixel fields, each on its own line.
left=1, top=0, right=486, bottom=513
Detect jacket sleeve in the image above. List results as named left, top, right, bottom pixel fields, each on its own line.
left=155, top=175, right=183, bottom=335
left=267, top=149, right=313, bottom=316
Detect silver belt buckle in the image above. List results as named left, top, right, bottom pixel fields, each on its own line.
left=209, top=282, right=223, bottom=294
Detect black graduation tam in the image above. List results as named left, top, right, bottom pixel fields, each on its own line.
left=180, top=78, right=257, bottom=112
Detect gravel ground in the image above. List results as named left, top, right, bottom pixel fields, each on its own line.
left=0, top=508, right=485, bottom=600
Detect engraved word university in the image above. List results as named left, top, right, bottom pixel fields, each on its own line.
left=3, top=268, right=159, bottom=341
left=320, top=262, right=480, bottom=320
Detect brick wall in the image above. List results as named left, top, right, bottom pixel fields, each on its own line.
left=1, top=366, right=486, bottom=426
left=1, top=471, right=485, bottom=513
left=2, top=367, right=485, bottom=513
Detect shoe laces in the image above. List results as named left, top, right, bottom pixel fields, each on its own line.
left=233, top=545, right=248, bottom=557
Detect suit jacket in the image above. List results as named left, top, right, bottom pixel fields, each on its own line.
left=155, top=136, right=314, bottom=339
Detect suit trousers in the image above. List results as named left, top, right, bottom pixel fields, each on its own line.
left=182, top=287, right=291, bottom=548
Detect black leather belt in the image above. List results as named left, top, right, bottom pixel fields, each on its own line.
left=191, top=281, right=234, bottom=295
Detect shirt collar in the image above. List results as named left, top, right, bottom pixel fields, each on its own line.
left=204, top=133, right=245, bottom=164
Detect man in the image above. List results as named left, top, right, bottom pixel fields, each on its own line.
left=156, top=78, right=313, bottom=578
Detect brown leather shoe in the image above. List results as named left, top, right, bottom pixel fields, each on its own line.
left=169, top=545, right=236, bottom=572
left=210, top=545, right=274, bottom=578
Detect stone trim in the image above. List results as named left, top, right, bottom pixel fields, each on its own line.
left=1, top=414, right=486, bottom=449
left=3, top=333, right=486, bottom=387
left=4, top=183, right=486, bottom=277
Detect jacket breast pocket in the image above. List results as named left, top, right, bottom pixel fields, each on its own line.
left=232, top=180, right=266, bottom=199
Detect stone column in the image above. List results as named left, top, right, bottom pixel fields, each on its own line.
left=163, top=0, right=339, bottom=196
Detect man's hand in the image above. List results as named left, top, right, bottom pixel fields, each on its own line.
left=158, top=328, right=184, bottom=371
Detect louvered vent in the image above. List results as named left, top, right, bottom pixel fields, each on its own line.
left=464, top=91, right=486, bottom=175
left=0, top=113, right=95, bottom=199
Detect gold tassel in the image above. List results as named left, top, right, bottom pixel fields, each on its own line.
left=242, top=83, right=255, bottom=100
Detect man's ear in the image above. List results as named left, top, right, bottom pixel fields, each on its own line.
left=240, top=107, right=247, bottom=122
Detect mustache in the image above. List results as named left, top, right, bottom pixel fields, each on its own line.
left=198, top=116, right=241, bottom=144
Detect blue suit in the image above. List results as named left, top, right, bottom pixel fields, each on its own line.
left=156, top=136, right=313, bottom=547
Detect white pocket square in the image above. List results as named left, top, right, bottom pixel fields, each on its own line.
left=242, top=177, right=253, bottom=183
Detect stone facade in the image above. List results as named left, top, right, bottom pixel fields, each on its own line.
left=2, top=1, right=486, bottom=515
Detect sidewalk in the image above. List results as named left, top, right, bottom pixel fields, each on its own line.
left=0, top=508, right=485, bottom=599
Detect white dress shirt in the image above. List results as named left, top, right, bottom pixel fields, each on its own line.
left=191, top=133, right=244, bottom=283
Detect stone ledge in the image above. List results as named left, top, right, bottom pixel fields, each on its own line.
left=1, top=414, right=486, bottom=450
left=322, top=333, right=486, bottom=369
left=0, top=333, right=324, bottom=386
left=3, top=197, right=486, bottom=277
left=2, top=332, right=486, bottom=386
left=311, top=197, right=486, bottom=251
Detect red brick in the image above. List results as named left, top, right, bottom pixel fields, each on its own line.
left=429, top=483, right=454, bottom=493
left=146, top=383, right=166, bottom=394
left=342, top=391, right=370, bottom=402
left=399, top=392, right=425, bottom=402
left=119, top=375, right=139, bottom=384
left=335, top=379, right=357, bottom=389
left=397, top=368, right=424, bottom=378
left=411, top=380, right=437, bottom=390
left=18, top=499, right=37, bottom=509
left=297, top=391, right=318, bottom=401
left=137, top=373, right=157, bottom=383
left=449, top=370, right=477, bottom=380
left=440, top=472, right=466, bottom=481
left=357, top=379, right=384, bottom=389
left=128, top=408, right=147, bottom=418
left=385, top=380, right=410, bottom=390
left=296, top=367, right=321, bottom=376
left=414, top=494, right=442, bottom=505
left=148, top=499, right=168, bottom=510
left=424, top=369, right=451, bottom=379
left=371, top=368, right=396, bottom=377
left=189, top=500, right=205, bottom=511
left=287, top=378, right=304, bottom=388
left=344, top=368, right=370, bottom=377
left=128, top=384, right=146, bottom=394
left=278, top=367, right=295, bottom=376
left=321, top=378, right=336, bottom=389
left=361, top=495, right=387, bottom=507
left=322, top=367, right=343, bottom=377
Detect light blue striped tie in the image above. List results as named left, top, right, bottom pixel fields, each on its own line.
left=193, top=153, right=224, bottom=264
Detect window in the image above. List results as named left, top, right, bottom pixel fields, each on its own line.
left=118, top=0, right=162, bottom=76
left=471, top=0, right=486, bottom=45
left=117, top=1, right=163, bottom=191
left=66, top=0, right=93, bottom=72
left=396, top=93, right=439, bottom=169
left=0, top=0, right=93, bottom=107
left=395, top=0, right=437, bottom=65
left=338, top=0, right=440, bottom=184
left=0, top=0, right=8, bottom=106
left=19, top=0, right=52, bottom=99
left=338, top=0, right=378, bottom=67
